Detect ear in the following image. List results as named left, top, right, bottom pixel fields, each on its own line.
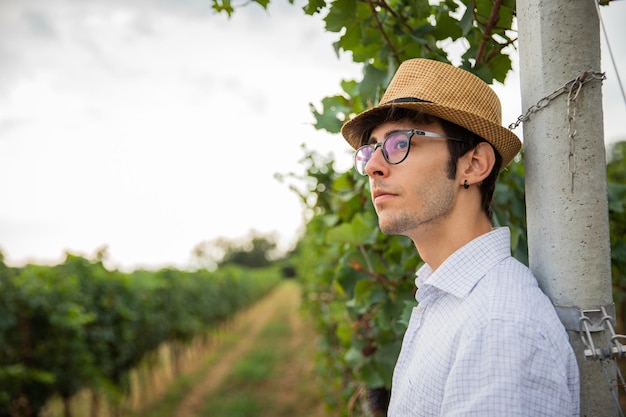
left=459, top=142, right=496, bottom=185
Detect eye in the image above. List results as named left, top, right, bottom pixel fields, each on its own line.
left=395, top=139, right=409, bottom=150
left=386, top=133, right=409, bottom=153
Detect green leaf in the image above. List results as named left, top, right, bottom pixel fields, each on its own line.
left=468, top=62, right=495, bottom=84
left=310, top=95, right=350, bottom=133
left=358, top=64, right=387, bottom=106
left=373, top=341, right=402, bottom=386
left=360, top=362, right=385, bottom=387
left=354, top=279, right=373, bottom=307
left=344, top=346, right=364, bottom=366
left=608, top=183, right=626, bottom=214
left=302, top=0, right=326, bottom=15
left=336, top=321, right=353, bottom=344
left=459, top=4, right=474, bottom=36
left=489, top=53, right=512, bottom=84
left=510, top=225, right=520, bottom=252
left=431, top=14, right=462, bottom=40
left=211, top=0, right=234, bottom=16
left=408, top=0, right=432, bottom=19
left=326, top=212, right=374, bottom=245
left=253, top=0, right=270, bottom=9
left=324, top=0, right=356, bottom=33
left=335, top=266, right=362, bottom=299
left=399, top=300, right=416, bottom=328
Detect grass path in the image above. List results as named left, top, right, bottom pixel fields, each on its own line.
left=170, top=280, right=328, bottom=417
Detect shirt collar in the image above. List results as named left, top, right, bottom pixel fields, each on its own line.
left=415, top=227, right=512, bottom=301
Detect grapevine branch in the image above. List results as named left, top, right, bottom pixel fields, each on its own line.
left=353, top=247, right=402, bottom=288
left=361, top=0, right=436, bottom=66
left=364, top=0, right=402, bottom=65
left=475, top=0, right=502, bottom=65
left=347, top=383, right=366, bottom=417
left=485, top=36, right=518, bottom=62
left=358, top=244, right=375, bottom=272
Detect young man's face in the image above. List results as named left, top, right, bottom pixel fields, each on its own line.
left=365, top=120, right=459, bottom=237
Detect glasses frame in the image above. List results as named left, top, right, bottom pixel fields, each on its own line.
left=354, top=129, right=466, bottom=176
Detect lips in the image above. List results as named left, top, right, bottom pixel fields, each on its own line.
left=372, top=188, right=397, bottom=204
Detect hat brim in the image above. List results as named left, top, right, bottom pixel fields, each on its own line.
left=341, top=101, right=521, bottom=169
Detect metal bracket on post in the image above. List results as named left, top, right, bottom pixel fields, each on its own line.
left=555, top=304, right=626, bottom=360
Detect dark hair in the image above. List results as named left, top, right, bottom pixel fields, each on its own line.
left=359, top=106, right=502, bottom=221
left=438, top=119, right=502, bottom=221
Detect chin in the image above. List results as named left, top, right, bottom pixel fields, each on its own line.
left=378, top=220, right=404, bottom=236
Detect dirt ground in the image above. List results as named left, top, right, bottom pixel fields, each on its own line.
left=172, top=281, right=327, bottom=417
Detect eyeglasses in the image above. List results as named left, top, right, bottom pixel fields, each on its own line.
left=353, top=129, right=466, bottom=176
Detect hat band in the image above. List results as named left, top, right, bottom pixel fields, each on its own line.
left=383, top=97, right=433, bottom=105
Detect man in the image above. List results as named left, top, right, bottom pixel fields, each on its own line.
left=340, top=59, right=580, bottom=416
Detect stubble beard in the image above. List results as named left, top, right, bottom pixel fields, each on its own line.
left=377, top=179, right=456, bottom=236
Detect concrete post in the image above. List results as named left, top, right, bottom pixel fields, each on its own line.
left=516, top=0, right=615, bottom=415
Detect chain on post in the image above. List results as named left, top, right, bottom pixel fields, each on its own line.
left=508, top=70, right=606, bottom=131
left=565, top=71, right=606, bottom=192
left=508, top=71, right=606, bottom=192
left=567, top=77, right=580, bottom=193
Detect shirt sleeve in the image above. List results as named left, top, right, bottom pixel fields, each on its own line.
left=440, top=318, right=577, bottom=417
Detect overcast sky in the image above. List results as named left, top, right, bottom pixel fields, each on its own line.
left=0, top=0, right=624, bottom=271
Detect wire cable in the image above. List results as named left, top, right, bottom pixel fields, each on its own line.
left=595, top=0, right=626, bottom=109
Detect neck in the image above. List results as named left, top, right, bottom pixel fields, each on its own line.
left=410, top=203, right=492, bottom=271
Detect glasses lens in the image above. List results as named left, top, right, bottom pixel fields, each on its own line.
left=354, top=145, right=374, bottom=175
left=383, top=132, right=411, bottom=164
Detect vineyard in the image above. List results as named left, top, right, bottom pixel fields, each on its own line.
left=1, top=143, right=624, bottom=417
left=0, top=255, right=281, bottom=417
left=1, top=0, right=625, bottom=412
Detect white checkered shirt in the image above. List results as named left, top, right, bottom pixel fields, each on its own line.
left=388, top=227, right=580, bottom=416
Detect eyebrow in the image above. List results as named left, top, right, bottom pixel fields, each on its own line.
left=367, top=129, right=406, bottom=145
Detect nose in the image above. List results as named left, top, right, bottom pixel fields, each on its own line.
left=364, top=143, right=388, bottom=177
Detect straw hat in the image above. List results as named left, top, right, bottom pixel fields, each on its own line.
left=341, top=58, right=521, bottom=168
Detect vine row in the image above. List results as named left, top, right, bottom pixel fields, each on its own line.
left=0, top=255, right=281, bottom=417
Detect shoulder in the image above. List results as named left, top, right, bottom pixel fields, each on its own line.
left=465, top=256, right=567, bottom=340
